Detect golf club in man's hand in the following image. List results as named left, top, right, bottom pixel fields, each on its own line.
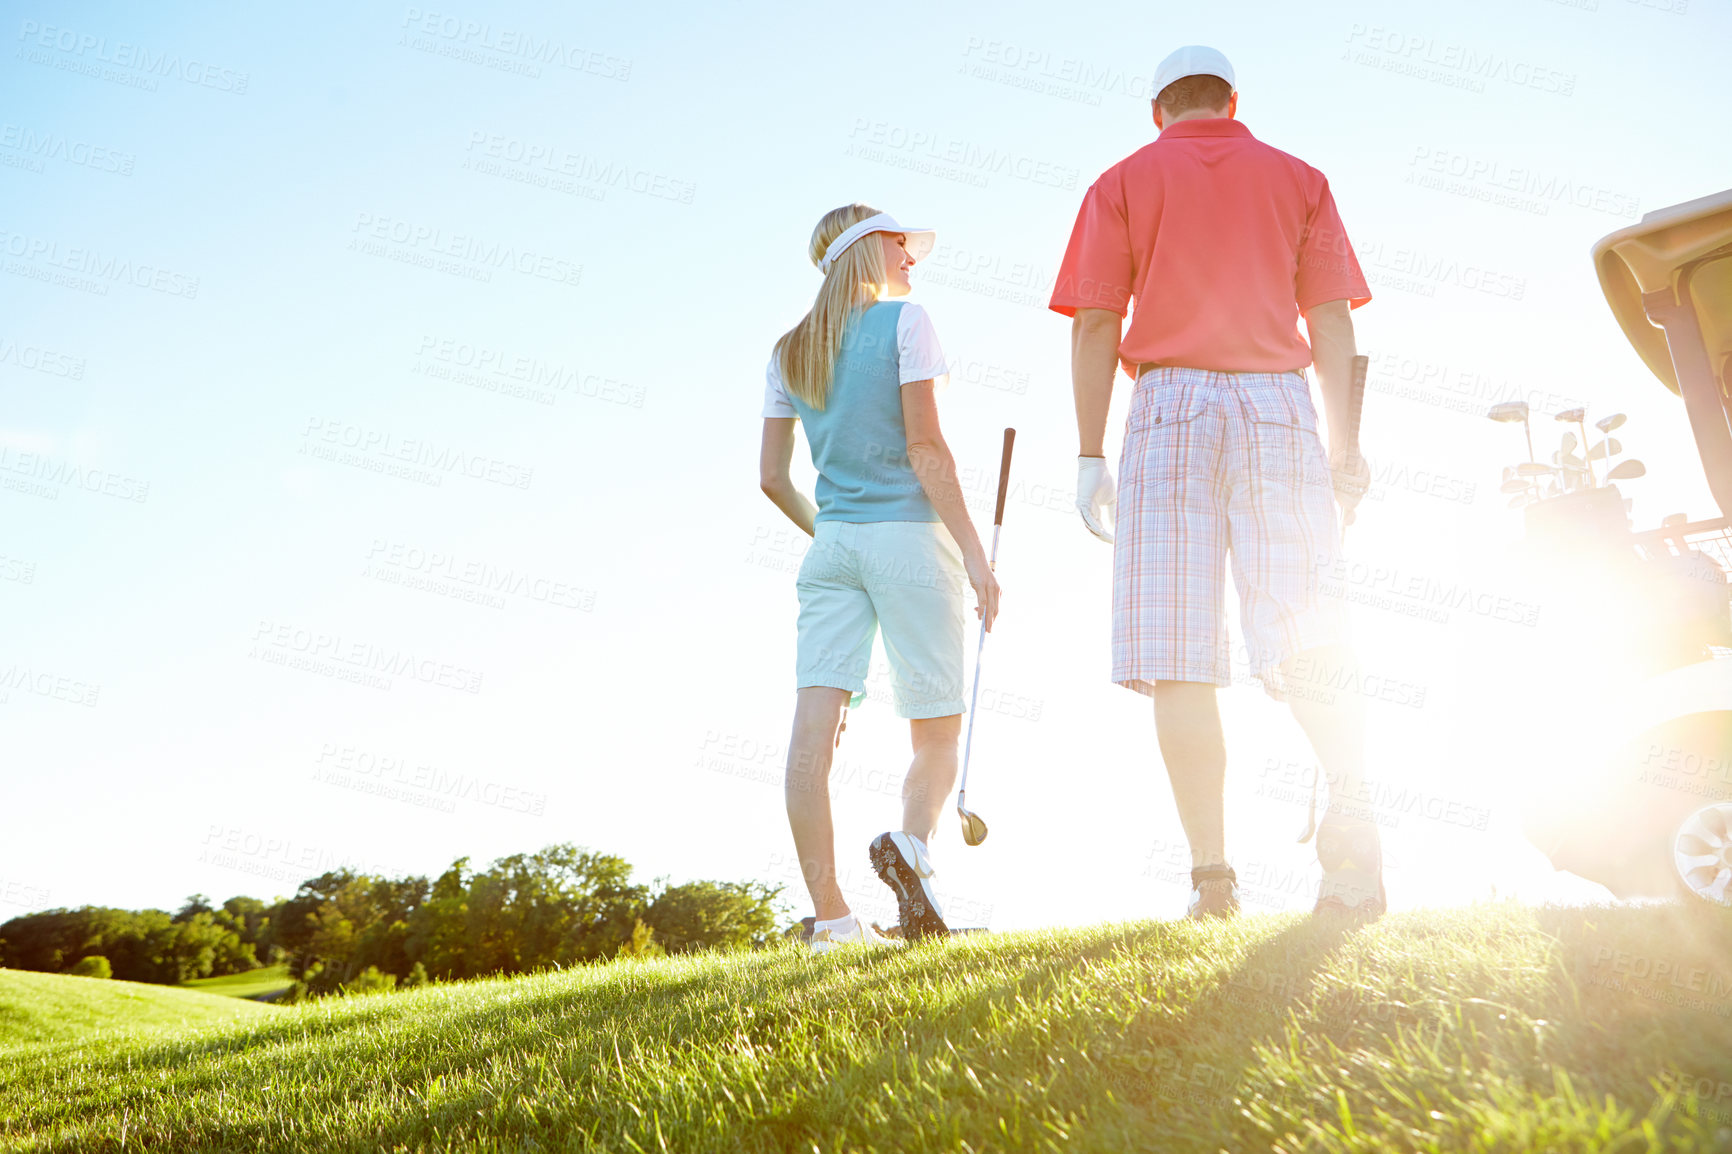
left=957, top=428, right=1015, bottom=847
left=1336, top=354, right=1371, bottom=541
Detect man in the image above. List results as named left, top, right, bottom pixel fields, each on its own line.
left=1049, top=45, right=1382, bottom=918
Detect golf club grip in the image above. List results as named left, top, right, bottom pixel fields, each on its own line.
left=1346, top=355, right=1368, bottom=457
left=993, top=428, right=1016, bottom=526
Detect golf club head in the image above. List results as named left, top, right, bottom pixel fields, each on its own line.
left=1507, top=493, right=1530, bottom=508
left=1555, top=407, right=1586, bottom=423
left=1588, top=438, right=1622, bottom=461
left=1487, top=401, right=1530, bottom=423
left=958, top=805, right=988, bottom=846
left=1500, top=478, right=1530, bottom=494
left=1560, top=431, right=1577, bottom=454
left=1597, top=413, right=1627, bottom=433
left=1516, top=462, right=1557, bottom=478
left=1607, top=459, right=1647, bottom=480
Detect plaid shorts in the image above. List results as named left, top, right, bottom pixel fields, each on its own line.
left=1113, top=366, right=1345, bottom=698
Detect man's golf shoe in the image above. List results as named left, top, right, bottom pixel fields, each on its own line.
left=1314, top=818, right=1387, bottom=918
left=1186, top=864, right=1241, bottom=920
left=869, top=831, right=949, bottom=942
left=808, top=914, right=895, bottom=956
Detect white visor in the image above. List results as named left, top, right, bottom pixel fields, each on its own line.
left=817, top=212, right=936, bottom=275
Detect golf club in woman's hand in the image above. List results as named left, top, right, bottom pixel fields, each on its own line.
left=957, top=428, right=1015, bottom=847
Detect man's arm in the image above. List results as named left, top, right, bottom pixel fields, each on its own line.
left=759, top=417, right=817, bottom=536
left=1304, top=299, right=1357, bottom=461
left=1071, top=308, right=1123, bottom=456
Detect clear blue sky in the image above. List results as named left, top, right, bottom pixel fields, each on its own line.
left=3, top=0, right=1728, bottom=929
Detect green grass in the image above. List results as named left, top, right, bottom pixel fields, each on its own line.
left=5, top=904, right=1732, bottom=1152
left=181, top=965, right=293, bottom=1002
left=0, top=968, right=275, bottom=1049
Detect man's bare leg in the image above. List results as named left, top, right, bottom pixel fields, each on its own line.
left=1281, top=644, right=1385, bottom=910
left=784, top=686, right=852, bottom=921
left=1280, top=644, right=1370, bottom=822
left=1152, top=680, right=1228, bottom=868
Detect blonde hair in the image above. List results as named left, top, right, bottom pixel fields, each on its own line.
left=773, top=204, right=890, bottom=410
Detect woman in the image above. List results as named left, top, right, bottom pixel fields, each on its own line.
left=758, top=203, right=1001, bottom=953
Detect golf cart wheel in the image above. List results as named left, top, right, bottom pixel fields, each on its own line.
left=1673, top=802, right=1732, bottom=905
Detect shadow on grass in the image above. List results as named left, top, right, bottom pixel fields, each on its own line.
left=1050, top=917, right=1356, bottom=1129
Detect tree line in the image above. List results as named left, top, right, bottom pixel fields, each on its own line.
left=0, top=843, right=783, bottom=996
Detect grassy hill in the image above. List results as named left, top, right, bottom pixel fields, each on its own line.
left=4, top=903, right=1732, bottom=1152
left=181, top=964, right=294, bottom=1001
left=0, top=968, right=275, bottom=1049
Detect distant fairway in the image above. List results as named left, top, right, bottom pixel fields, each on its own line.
left=0, top=968, right=275, bottom=1049
left=4, top=904, right=1732, bottom=1151
left=181, top=964, right=293, bottom=1001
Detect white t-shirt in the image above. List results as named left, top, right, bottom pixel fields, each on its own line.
left=761, top=302, right=949, bottom=418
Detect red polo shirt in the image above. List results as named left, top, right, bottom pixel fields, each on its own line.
left=1049, top=118, right=1370, bottom=376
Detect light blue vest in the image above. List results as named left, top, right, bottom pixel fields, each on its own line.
left=787, top=302, right=939, bottom=524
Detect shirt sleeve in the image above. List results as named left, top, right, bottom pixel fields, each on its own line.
left=895, top=303, right=950, bottom=387
left=1048, top=175, right=1135, bottom=317
left=761, top=354, right=796, bottom=418
left=1295, top=177, right=1372, bottom=313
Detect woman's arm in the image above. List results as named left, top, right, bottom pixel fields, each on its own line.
left=902, top=382, right=1001, bottom=631
left=759, top=417, right=817, bottom=536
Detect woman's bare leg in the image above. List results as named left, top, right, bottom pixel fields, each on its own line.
left=903, top=714, right=961, bottom=845
left=785, top=686, right=852, bottom=920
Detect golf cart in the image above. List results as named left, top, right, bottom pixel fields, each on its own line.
left=1509, top=188, right=1732, bottom=905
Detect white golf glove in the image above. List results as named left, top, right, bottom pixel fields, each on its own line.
left=1076, top=456, right=1117, bottom=543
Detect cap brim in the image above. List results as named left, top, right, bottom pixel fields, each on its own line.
left=900, top=227, right=936, bottom=263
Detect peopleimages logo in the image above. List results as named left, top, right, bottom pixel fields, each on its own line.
left=349, top=212, right=582, bottom=288
left=846, top=120, right=1080, bottom=191
left=413, top=336, right=646, bottom=408
left=0, top=227, right=199, bottom=298
left=398, top=7, right=631, bottom=80
left=1407, top=147, right=1639, bottom=220
left=363, top=539, right=595, bottom=611
left=250, top=620, right=484, bottom=695
left=0, top=124, right=135, bottom=176
left=16, top=19, right=250, bottom=93
left=0, top=664, right=101, bottom=707
left=300, top=418, right=535, bottom=490
left=1343, top=25, right=1576, bottom=96
left=0, top=334, right=86, bottom=380
left=0, top=446, right=150, bottom=502
left=463, top=132, right=695, bottom=204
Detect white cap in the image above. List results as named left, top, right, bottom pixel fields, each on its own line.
left=1151, top=45, right=1235, bottom=100
left=817, top=212, right=935, bottom=275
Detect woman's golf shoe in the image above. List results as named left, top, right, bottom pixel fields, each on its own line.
left=869, top=831, right=949, bottom=941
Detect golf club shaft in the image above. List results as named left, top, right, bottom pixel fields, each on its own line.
left=1339, top=354, right=1370, bottom=544
left=959, top=429, right=1015, bottom=801
left=957, top=562, right=991, bottom=800
left=1313, top=356, right=1369, bottom=834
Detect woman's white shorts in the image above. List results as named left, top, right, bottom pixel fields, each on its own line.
left=795, top=520, right=967, bottom=719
